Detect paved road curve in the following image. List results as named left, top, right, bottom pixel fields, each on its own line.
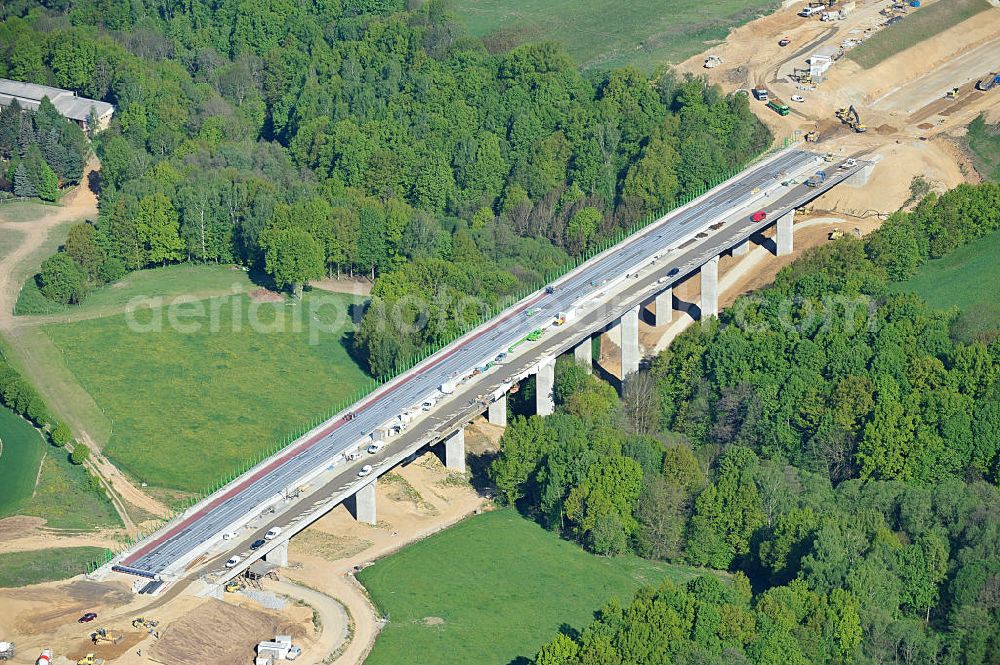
left=117, top=148, right=831, bottom=577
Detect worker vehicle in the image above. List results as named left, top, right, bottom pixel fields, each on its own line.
left=841, top=158, right=857, bottom=169
left=790, top=95, right=805, bottom=103
left=766, top=100, right=790, bottom=116
left=265, top=527, right=282, bottom=540
left=975, top=73, right=999, bottom=91
left=223, top=529, right=240, bottom=540
left=778, top=37, right=790, bottom=47
left=366, top=441, right=383, bottom=454
left=751, top=210, right=767, bottom=222
left=226, top=555, right=241, bottom=568
left=420, top=398, right=436, bottom=410
left=36, top=650, right=52, bottom=665
left=805, top=171, right=828, bottom=188
left=78, top=613, right=97, bottom=623
left=667, top=267, right=680, bottom=277
left=287, top=646, right=302, bottom=660
left=91, top=629, right=122, bottom=646
left=799, top=6, right=819, bottom=17
left=0, top=642, right=14, bottom=661
left=544, top=285, right=555, bottom=294
left=357, top=464, right=373, bottom=478
left=77, top=655, right=105, bottom=665
left=494, top=352, right=508, bottom=363
left=132, top=617, right=158, bottom=631
left=250, top=538, right=266, bottom=550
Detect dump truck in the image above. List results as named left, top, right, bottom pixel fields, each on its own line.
left=752, top=88, right=769, bottom=101
left=976, top=73, right=999, bottom=91
left=36, top=650, right=52, bottom=665
left=767, top=99, right=790, bottom=116
left=91, top=629, right=123, bottom=646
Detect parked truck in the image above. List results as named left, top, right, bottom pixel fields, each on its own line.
left=36, top=650, right=52, bottom=665
left=976, top=73, right=1000, bottom=91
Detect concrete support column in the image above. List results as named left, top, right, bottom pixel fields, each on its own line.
left=621, top=305, right=640, bottom=377
left=536, top=359, right=555, bottom=417
left=444, top=428, right=466, bottom=472
left=847, top=163, right=873, bottom=187
left=573, top=337, right=593, bottom=373
left=488, top=394, right=507, bottom=427
left=355, top=480, right=376, bottom=525
left=653, top=288, right=673, bottom=327
left=700, top=256, right=720, bottom=320
left=264, top=539, right=288, bottom=566
left=776, top=210, right=794, bottom=257
left=731, top=239, right=749, bottom=256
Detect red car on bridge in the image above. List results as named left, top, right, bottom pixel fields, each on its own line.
left=751, top=210, right=767, bottom=222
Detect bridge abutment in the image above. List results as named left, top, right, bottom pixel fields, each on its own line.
left=653, top=288, right=673, bottom=327
left=700, top=256, right=720, bottom=320
left=536, top=359, right=555, bottom=416
left=444, top=428, right=466, bottom=472
left=776, top=210, right=794, bottom=257
left=354, top=480, right=377, bottom=525
left=264, top=540, right=289, bottom=566
left=574, top=337, right=593, bottom=372
left=621, top=305, right=640, bottom=376
left=731, top=239, right=749, bottom=256
left=488, top=394, right=507, bottom=426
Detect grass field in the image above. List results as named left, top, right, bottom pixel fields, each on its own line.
left=16, top=446, right=122, bottom=530
left=451, top=0, right=778, bottom=71
left=0, top=546, right=104, bottom=587
left=15, top=263, right=256, bottom=316
left=43, top=289, right=369, bottom=493
left=847, top=0, right=992, bottom=69
left=0, top=406, right=46, bottom=518
left=892, top=228, right=1000, bottom=342
left=358, top=509, right=713, bottom=665
left=0, top=199, right=61, bottom=224
left=964, top=114, right=1000, bottom=182
left=0, top=227, right=23, bottom=261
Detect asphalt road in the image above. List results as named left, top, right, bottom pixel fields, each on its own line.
left=116, top=148, right=857, bottom=579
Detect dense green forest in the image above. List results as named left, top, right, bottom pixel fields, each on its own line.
left=0, top=0, right=770, bottom=375
left=490, top=182, right=1000, bottom=664
left=0, top=97, right=89, bottom=200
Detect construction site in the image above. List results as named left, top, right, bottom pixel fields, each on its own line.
left=0, top=0, right=998, bottom=663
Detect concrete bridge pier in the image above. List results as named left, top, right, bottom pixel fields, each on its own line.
left=776, top=210, right=794, bottom=257
left=574, top=337, right=593, bottom=372
left=847, top=162, right=874, bottom=187
left=488, top=394, right=507, bottom=426
left=700, top=256, right=720, bottom=320
left=536, top=359, right=555, bottom=416
left=354, top=480, right=377, bottom=525
left=731, top=239, right=750, bottom=256
left=653, top=288, right=673, bottom=327
left=264, top=540, right=289, bottom=566
left=621, top=305, right=640, bottom=376
left=444, top=428, right=466, bottom=472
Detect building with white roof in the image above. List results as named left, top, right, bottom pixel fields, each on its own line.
left=0, top=78, right=114, bottom=132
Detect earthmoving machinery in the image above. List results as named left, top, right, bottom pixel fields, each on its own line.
left=0, top=642, right=13, bottom=661
left=835, top=106, right=866, bottom=132
left=976, top=73, right=999, bottom=91
left=226, top=580, right=244, bottom=593
left=91, top=629, right=122, bottom=646
left=946, top=87, right=959, bottom=99
left=704, top=55, right=723, bottom=69
left=828, top=229, right=845, bottom=240
left=132, top=617, right=159, bottom=631
left=804, top=130, right=818, bottom=142
left=77, top=655, right=105, bottom=665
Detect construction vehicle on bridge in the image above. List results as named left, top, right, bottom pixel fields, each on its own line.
left=91, top=629, right=122, bottom=646
left=77, top=655, right=105, bottom=665
left=0, top=642, right=13, bottom=661
left=976, top=73, right=999, bottom=91
left=835, top=106, right=866, bottom=133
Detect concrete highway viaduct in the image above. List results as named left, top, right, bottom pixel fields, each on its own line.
left=100, top=147, right=873, bottom=595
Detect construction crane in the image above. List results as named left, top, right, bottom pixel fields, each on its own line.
left=835, top=106, right=866, bottom=133
left=976, top=73, right=999, bottom=91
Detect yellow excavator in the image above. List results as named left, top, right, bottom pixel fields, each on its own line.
left=946, top=87, right=959, bottom=99
left=91, top=628, right=123, bottom=645
left=835, top=106, right=867, bottom=133
left=132, top=617, right=159, bottom=631
left=77, top=655, right=106, bottom=665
